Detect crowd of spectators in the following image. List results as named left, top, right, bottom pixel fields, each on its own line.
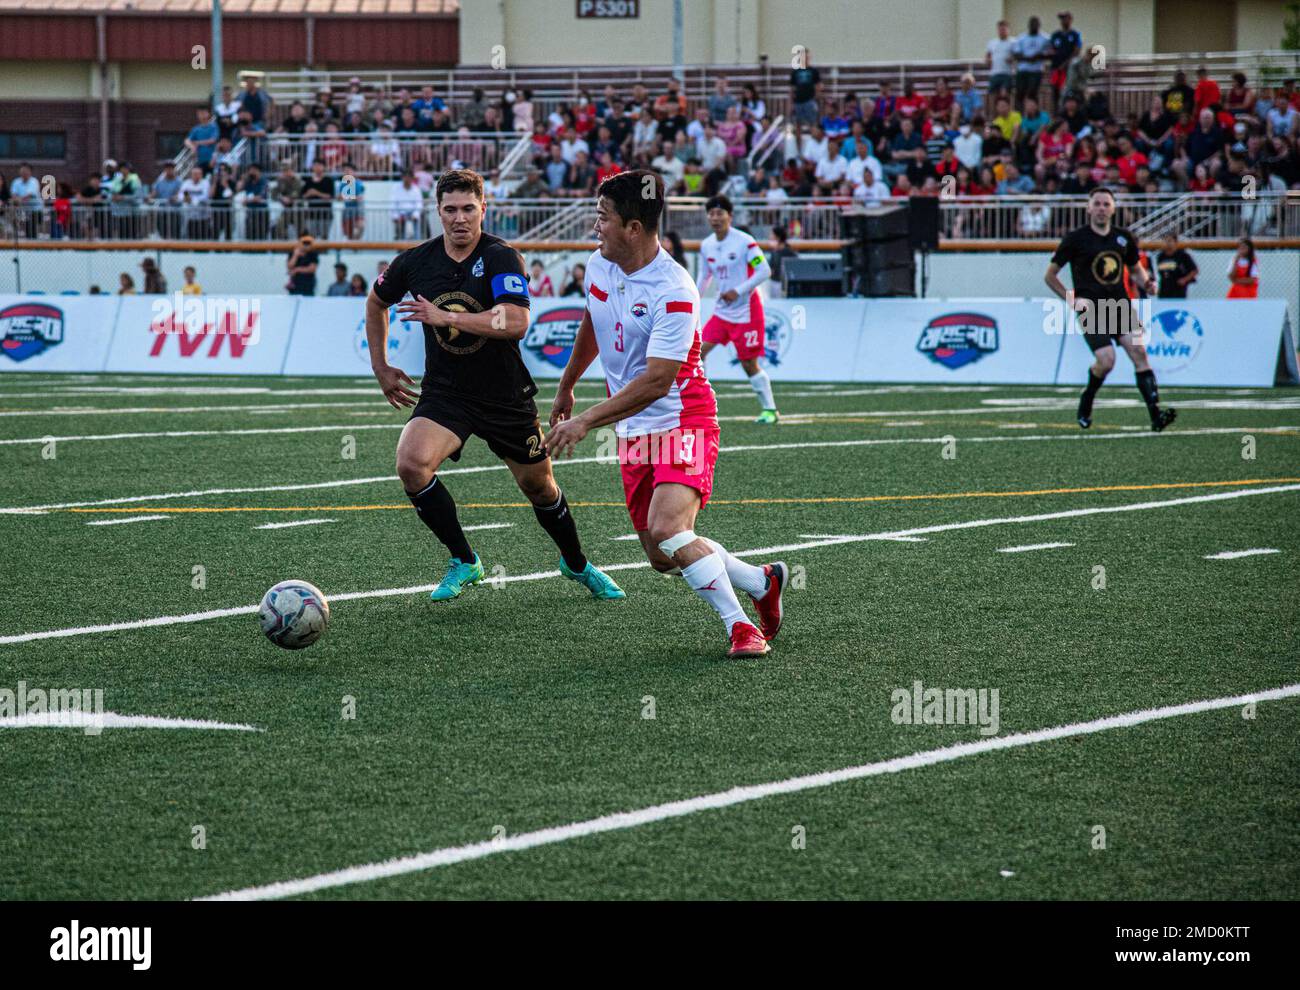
left=5, top=14, right=1300, bottom=244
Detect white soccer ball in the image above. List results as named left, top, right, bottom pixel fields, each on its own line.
left=258, top=579, right=330, bottom=650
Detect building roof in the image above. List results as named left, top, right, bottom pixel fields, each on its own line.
left=0, top=0, right=458, bottom=13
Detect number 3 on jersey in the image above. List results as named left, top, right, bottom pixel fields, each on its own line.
left=614, top=320, right=624, bottom=352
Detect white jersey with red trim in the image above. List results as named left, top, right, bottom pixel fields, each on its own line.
left=698, top=226, right=770, bottom=323
left=584, top=246, right=718, bottom=438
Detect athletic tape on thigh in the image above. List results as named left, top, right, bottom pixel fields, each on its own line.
left=658, top=530, right=698, bottom=557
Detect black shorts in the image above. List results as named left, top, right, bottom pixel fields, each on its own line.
left=410, top=390, right=547, bottom=465
left=1076, top=297, right=1143, bottom=353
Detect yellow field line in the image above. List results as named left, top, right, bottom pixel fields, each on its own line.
left=60, top=477, right=1300, bottom=514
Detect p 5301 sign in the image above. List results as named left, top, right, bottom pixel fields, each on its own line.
left=577, top=0, right=639, bottom=17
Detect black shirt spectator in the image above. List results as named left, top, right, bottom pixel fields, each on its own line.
left=1162, top=74, right=1195, bottom=117
left=1186, top=115, right=1226, bottom=167
left=287, top=241, right=319, bottom=295
left=1156, top=245, right=1198, bottom=298
left=791, top=65, right=821, bottom=104
left=1049, top=24, right=1081, bottom=70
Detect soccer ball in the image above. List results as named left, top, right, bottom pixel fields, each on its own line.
left=258, top=580, right=330, bottom=650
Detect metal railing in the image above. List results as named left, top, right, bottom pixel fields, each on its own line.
left=5, top=193, right=1298, bottom=246
left=241, top=132, right=529, bottom=180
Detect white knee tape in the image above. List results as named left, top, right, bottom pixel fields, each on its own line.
left=658, top=530, right=697, bottom=557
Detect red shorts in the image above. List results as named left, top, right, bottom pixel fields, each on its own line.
left=701, top=293, right=766, bottom=361
left=618, top=426, right=721, bottom=531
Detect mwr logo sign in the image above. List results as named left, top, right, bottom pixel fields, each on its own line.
left=1145, top=308, right=1204, bottom=374
left=0, top=301, right=64, bottom=362
left=355, top=306, right=420, bottom=367
left=524, top=306, right=585, bottom=368
left=917, top=311, right=998, bottom=370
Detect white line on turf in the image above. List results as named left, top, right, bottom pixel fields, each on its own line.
left=998, top=542, right=1076, bottom=553
left=798, top=533, right=927, bottom=542
left=255, top=519, right=336, bottom=530
left=0, top=424, right=404, bottom=446
left=196, top=682, right=1300, bottom=900
left=1204, top=548, right=1281, bottom=560
left=85, top=515, right=170, bottom=527
left=3, top=426, right=1293, bottom=515
left=611, top=534, right=642, bottom=541
left=462, top=522, right=516, bottom=532
left=4, top=483, right=1297, bottom=646
left=0, top=711, right=262, bottom=731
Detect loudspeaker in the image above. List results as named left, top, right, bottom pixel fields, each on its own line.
left=909, top=196, right=941, bottom=251
left=863, top=265, right=916, bottom=297
left=783, top=257, right=845, bottom=297
left=865, top=238, right=914, bottom=269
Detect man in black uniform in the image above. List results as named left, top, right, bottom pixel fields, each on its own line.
left=1155, top=233, right=1198, bottom=299
left=366, top=168, right=624, bottom=603
left=1044, top=186, right=1177, bottom=431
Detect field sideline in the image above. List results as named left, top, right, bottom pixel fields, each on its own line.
left=1, top=372, right=1297, bottom=900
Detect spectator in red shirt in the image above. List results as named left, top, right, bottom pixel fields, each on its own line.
left=595, top=150, right=623, bottom=184
left=1193, top=67, right=1221, bottom=118
left=1225, top=73, right=1254, bottom=118
left=897, top=81, right=928, bottom=120
left=929, top=78, right=955, bottom=119
left=1114, top=135, right=1148, bottom=186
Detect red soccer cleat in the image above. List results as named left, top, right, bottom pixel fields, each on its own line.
left=750, top=562, right=788, bottom=642
left=728, top=620, right=770, bottom=658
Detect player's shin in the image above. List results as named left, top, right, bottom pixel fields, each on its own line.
left=704, top=538, right=768, bottom=597
left=748, top=368, right=776, bottom=411
left=531, top=488, right=588, bottom=572
left=406, top=476, right=474, bottom=562
left=679, top=551, right=748, bottom=634
left=1135, top=368, right=1160, bottom=414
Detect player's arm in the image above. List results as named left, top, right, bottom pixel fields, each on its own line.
left=1043, top=262, right=1071, bottom=301
left=1128, top=260, right=1152, bottom=296
left=695, top=252, right=713, bottom=294
left=550, top=308, right=600, bottom=427
left=546, top=357, right=681, bottom=459
left=1044, top=233, right=1077, bottom=304
left=396, top=257, right=531, bottom=340
left=731, top=241, right=772, bottom=299
left=367, top=255, right=419, bottom=409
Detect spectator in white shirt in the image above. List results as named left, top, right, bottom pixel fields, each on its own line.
left=559, top=127, right=589, bottom=165
left=986, top=20, right=1016, bottom=97
left=764, top=173, right=789, bottom=204
left=800, top=124, right=829, bottom=166
left=651, top=139, right=686, bottom=189
left=953, top=121, right=983, bottom=170
left=632, top=110, right=659, bottom=157
left=685, top=107, right=711, bottom=145
left=696, top=124, right=729, bottom=173
left=814, top=138, right=848, bottom=185
left=390, top=170, right=425, bottom=240
left=854, top=168, right=886, bottom=206
left=846, top=151, right=883, bottom=188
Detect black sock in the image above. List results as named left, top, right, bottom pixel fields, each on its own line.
left=1135, top=369, right=1160, bottom=415
left=406, top=477, right=473, bottom=562
left=1083, top=370, right=1105, bottom=400
left=532, top=488, right=587, bottom=573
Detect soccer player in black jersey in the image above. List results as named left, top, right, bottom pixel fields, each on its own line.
left=1044, top=187, right=1177, bottom=432
left=366, top=169, right=624, bottom=602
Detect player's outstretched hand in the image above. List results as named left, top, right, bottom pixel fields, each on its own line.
left=549, top=388, right=575, bottom=428
left=395, top=294, right=444, bottom=326
left=544, top=417, right=588, bottom=460
left=375, top=364, right=419, bottom=409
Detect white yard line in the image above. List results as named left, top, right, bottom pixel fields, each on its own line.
left=4, top=426, right=1295, bottom=515
left=0, top=711, right=263, bottom=732
left=196, top=682, right=1300, bottom=900
left=254, top=519, right=337, bottom=530
left=4, top=483, right=1296, bottom=647
left=462, top=522, right=516, bottom=532
left=997, top=542, right=1076, bottom=553
left=0, top=424, right=404, bottom=445
left=85, top=515, right=170, bottom=527
left=1204, top=548, right=1281, bottom=560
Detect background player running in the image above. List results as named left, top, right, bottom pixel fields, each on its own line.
left=697, top=195, right=779, bottom=424
left=1044, top=186, right=1177, bottom=432
left=366, top=168, right=623, bottom=603
left=545, top=171, right=786, bottom=659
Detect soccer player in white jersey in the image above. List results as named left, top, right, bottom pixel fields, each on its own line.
left=697, top=194, right=778, bottom=423
left=545, top=171, right=788, bottom=659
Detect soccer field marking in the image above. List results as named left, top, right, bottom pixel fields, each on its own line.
left=611, top=534, right=642, bottom=541
left=5, top=426, right=1297, bottom=516
left=85, top=514, right=170, bottom=527
left=42, top=476, right=1300, bottom=516
left=254, top=518, right=337, bottom=530
left=461, top=522, right=516, bottom=532
left=997, top=542, right=1076, bottom=553
left=195, top=681, right=1300, bottom=901
left=5, top=482, right=1298, bottom=647
left=0, top=711, right=263, bottom=732
left=1204, top=548, right=1281, bottom=560
left=799, top=533, right=928, bottom=542
left=0, top=423, right=406, bottom=446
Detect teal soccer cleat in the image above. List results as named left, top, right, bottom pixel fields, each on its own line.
left=429, top=554, right=485, bottom=602
left=560, top=559, right=627, bottom=600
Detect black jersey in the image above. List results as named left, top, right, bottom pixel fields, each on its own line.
left=1050, top=224, right=1140, bottom=301
left=372, top=232, right=534, bottom=405
left=1155, top=248, right=1197, bottom=298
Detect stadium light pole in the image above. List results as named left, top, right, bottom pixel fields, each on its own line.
left=672, top=0, right=684, bottom=84
left=211, top=0, right=224, bottom=113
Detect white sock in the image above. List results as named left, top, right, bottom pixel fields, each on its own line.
left=705, top=538, right=768, bottom=597
left=681, top=551, right=747, bottom=634
left=748, top=369, right=776, bottom=410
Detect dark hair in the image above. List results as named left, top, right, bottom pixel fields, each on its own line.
left=436, top=168, right=485, bottom=203
left=1089, top=185, right=1116, bottom=201
left=705, top=194, right=733, bottom=214
left=597, top=169, right=664, bottom=232
left=1239, top=236, right=1256, bottom=262
left=771, top=225, right=789, bottom=243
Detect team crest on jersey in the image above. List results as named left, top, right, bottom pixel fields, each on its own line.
left=0, top=301, right=64, bottom=362
left=917, top=312, right=999, bottom=370
left=523, top=306, right=585, bottom=368
left=428, top=290, right=487, bottom=354
left=471, top=256, right=484, bottom=278
left=630, top=302, right=649, bottom=318
left=1116, top=235, right=1127, bottom=247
